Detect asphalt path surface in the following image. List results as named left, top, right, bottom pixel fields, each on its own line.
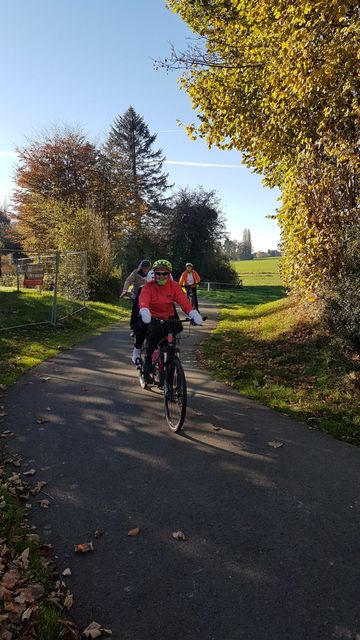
left=2, top=301, right=360, bottom=640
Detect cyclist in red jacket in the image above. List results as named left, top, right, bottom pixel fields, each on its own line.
left=132, top=259, right=202, bottom=378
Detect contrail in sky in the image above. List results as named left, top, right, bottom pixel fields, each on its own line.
left=0, top=151, right=242, bottom=170
left=164, top=160, right=243, bottom=169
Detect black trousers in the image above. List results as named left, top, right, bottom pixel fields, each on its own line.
left=185, top=285, right=199, bottom=311
left=130, top=290, right=141, bottom=330
left=134, top=317, right=182, bottom=360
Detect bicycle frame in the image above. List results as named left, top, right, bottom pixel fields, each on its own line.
left=137, top=318, right=190, bottom=431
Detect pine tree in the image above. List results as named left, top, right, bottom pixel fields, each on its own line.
left=106, top=106, right=170, bottom=228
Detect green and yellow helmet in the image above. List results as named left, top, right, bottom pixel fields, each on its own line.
left=152, top=259, right=172, bottom=272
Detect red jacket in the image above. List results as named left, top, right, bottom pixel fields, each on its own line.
left=179, top=269, right=201, bottom=288
left=139, top=279, right=193, bottom=320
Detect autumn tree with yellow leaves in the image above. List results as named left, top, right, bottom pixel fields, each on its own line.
left=165, top=0, right=359, bottom=308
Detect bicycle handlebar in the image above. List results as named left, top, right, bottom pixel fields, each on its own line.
left=153, top=316, right=207, bottom=325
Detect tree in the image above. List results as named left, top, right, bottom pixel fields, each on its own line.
left=13, top=126, right=99, bottom=248
left=0, top=202, right=22, bottom=253
left=54, top=203, right=113, bottom=299
left=223, top=237, right=239, bottom=260
left=105, top=106, right=171, bottom=229
left=164, top=1, right=359, bottom=297
left=165, top=187, right=237, bottom=281
left=238, top=228, right=253, bottom=260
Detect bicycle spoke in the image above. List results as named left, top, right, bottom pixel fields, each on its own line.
left=164, top=358, right=187, bottom=432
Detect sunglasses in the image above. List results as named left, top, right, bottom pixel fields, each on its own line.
left=154, top=271, right=170, bottom=276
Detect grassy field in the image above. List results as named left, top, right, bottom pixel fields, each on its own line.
left=0, top=289, right=130, bottom=387
left=231, top=257, right=282, bottom=286
left=202, top=286, right=360, bottom=445
left=0, top=288, right=86, bottom=330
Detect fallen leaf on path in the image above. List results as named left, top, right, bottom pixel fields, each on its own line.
left=15, top=587, right=36, bottom=604
left=23, top=468, right=36, bottom=476
left=62, top=567, right=72, bottom=576
left=26, top=533, right=40, bottom=543
left=19, top=547, right=30, bottom=569
left=94, top=528, right=103, bottom=539
left=39, top=499, right=50, bottom=509
left=0, top=586, right=12, bottom=602
left=64, top=593, right=73, bottom=609
left=36, top=415, right=49, bottom=424
left=30, top=480, right=47, bottom=495
left=74, top=542, right=94, bottom=553
left=267, top=441, right=284, bottom=449
left=40, top=376, right=51, bottom=382
left=83, top=621, right=102, bottom=638
left=39, top=544, right=52, bottom=556
left=127, top=527, right=140, bottom=537
left=2, top=569, right=20, bottom=589
left=172, top=530, right=186, bottom=541
left=4, top=601, right=23, bottom=615
left=22, top=605, right=36, bottom=621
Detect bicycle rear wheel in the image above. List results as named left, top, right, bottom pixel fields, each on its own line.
left=164, top=358, right=187, bottom=432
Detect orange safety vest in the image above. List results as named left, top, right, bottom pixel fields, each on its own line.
left=179, top=270, right=201, bottom=288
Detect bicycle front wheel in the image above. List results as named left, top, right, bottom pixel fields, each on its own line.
left=164, top=358, right=187, bottom=432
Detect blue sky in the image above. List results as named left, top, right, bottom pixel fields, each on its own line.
left=0, top=0, right=281, bottom=251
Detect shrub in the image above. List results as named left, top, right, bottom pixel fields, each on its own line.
left=320, top=226, right=360, bottom=348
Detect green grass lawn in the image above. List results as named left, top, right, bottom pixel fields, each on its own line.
left=202, top=286, right=360, bottom=445
left=0, top=290, right=130, bottom=387
left=231, top=257, right=282, bottom=286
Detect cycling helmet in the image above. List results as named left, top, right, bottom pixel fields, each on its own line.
left=152, top=259, right=172, bottom=272
left=185, top=262, right=193, bottom=267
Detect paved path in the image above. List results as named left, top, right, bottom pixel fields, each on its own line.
left=2, top=301, right=360, bottom=640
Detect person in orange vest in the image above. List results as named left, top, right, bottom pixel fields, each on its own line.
left=179, top=262, right=201, bottom=311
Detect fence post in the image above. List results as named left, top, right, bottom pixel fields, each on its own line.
left=51, top=251, right=60, bottom=325
left=207, top=282, right=211, bottom=292
left=16, top=262, right=20, bottom=293
left=83, top=251, right=88, bottom=303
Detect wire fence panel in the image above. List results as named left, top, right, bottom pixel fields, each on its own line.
left=0, top=250, right=88, bottom=331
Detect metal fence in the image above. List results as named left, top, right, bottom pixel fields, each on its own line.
left=0, top=250, right=87, bottom=331
left=198, top=280, right=243, bottom=291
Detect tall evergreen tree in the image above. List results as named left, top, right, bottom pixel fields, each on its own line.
left=106, top=106, right=170, bottom=228
left=238, top=228, right=253, bottom=260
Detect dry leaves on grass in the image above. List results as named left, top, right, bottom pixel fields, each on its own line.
left=0, top=449, right=79, bottom=640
